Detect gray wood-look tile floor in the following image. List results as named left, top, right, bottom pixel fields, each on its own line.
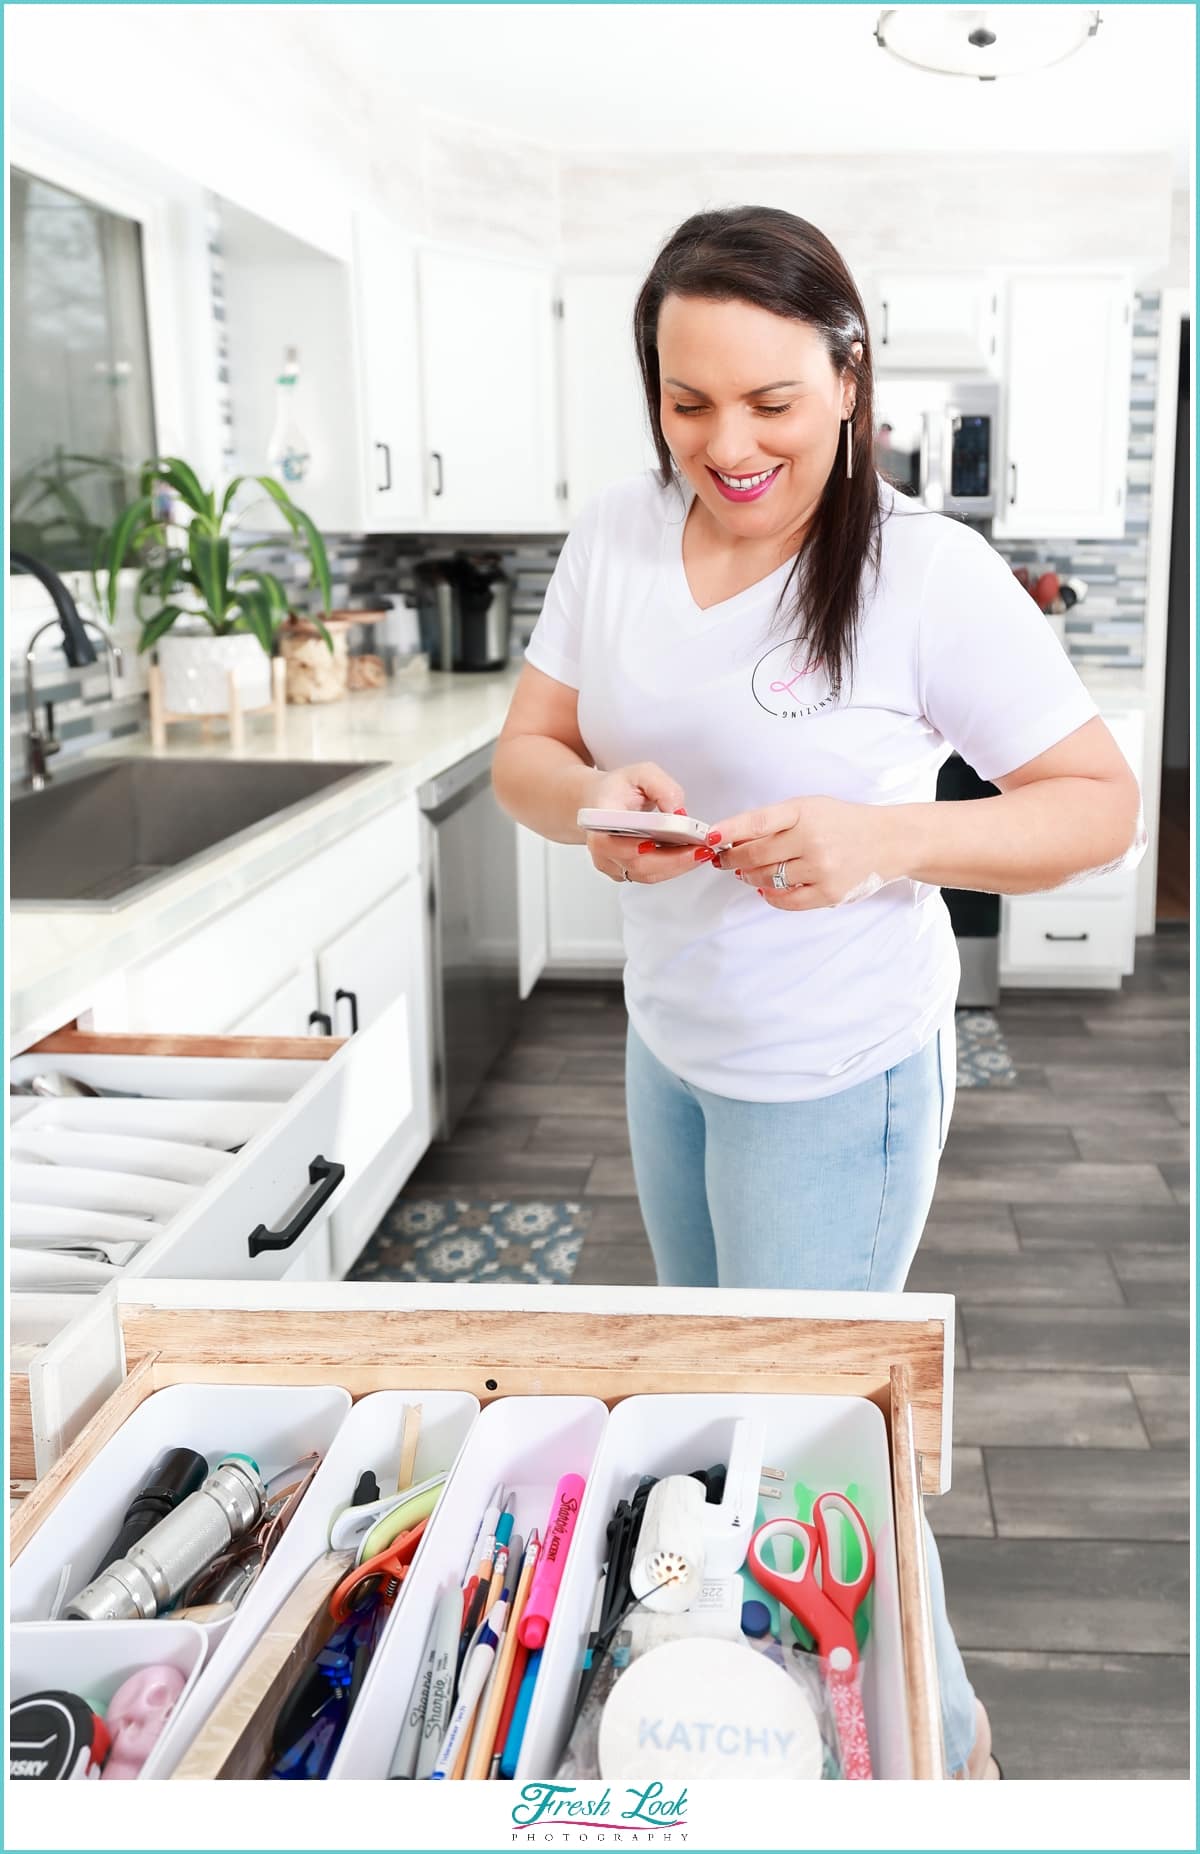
left=402, top=925, right=1191, bottom=1779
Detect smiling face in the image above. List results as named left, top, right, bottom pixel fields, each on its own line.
left=657, top=293, right=859, bottom=547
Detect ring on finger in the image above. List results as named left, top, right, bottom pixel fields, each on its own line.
left=770, top=860, right=792, bottom=892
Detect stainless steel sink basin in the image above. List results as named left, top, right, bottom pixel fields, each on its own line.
left=11, top=758, right=387, bottom=910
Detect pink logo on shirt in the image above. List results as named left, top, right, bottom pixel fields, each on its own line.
left=752, top=642, right=841, bottom=719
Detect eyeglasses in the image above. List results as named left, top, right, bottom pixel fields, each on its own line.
left=181, top=1452, right=321, bottom=1610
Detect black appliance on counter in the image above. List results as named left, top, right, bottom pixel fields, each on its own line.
left=414, top=553, right=513, bottom=671
left=936, top=753, right=1001, bottom=1006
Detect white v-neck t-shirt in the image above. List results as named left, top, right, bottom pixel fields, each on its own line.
left=524, top=470, right=1099, bottom=1101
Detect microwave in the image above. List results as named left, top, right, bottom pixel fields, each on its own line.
left=874, top=378, right=1001, bottom=518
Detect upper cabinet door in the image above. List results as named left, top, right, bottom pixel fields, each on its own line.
left=868, top=273, right=998, bottom=374
left=353, top=213, right=426, bottom=531
left=560, top=272, right=658, bottom=520
left=418, top=248, right=560, bottom=531
left=993, top=275, right=1132, bottom=542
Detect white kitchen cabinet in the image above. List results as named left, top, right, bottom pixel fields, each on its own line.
left=992, top=274, right=1133, bottom=542
left=517, top=824, right=549, bottom=999
left=352, top=211, right=426, bottom=531
left=560, top=271, right=658, bottom=519
left=417, top=247, right=561, bottom=531
left=1000, top=706, right=1143, bottom=989
left=227, top=968, right=320, bottom=1038
left=121, top=800, right=419, bottom=1035
left=867, top=272, right=998, bottom=374
left=545, top=841, right=625, bottom=972
left=315, top=877, right=434, bottom=1278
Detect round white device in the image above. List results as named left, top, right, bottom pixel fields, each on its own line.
left=597, top=1637, right=823, bottom=1782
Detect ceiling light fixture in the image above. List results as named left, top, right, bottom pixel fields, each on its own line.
left=874, top=7, right=1102, bottom=82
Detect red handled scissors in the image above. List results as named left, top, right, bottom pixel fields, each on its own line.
left=747, top=1492, right=876, bottom=1780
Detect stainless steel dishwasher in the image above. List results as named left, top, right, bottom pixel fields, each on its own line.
left=419, top=742, right=520, bottom=1138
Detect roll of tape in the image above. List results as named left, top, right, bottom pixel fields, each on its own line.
left=597, top=1637, right=822, bottom=1782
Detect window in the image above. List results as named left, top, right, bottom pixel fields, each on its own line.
left=10, top=166, right=157, bottom=571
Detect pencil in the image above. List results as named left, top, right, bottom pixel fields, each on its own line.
left=473, top=1530, right=539, bottom=1780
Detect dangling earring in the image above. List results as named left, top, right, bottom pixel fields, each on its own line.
left=845, top=413, right=853, bottom=481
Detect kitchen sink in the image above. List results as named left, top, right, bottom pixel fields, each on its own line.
left=10, top=758, right=387, bottom=910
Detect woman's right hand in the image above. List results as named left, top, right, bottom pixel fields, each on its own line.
left=585, top=762, right=715, bottom=886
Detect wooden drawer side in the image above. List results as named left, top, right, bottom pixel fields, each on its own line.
left=888, top=1362, right=946, bottom=1780
left=115, top=1304, right=951, bottom=1494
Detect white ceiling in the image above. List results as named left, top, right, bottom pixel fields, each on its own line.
left=306, top=2, right=1194, bottom=185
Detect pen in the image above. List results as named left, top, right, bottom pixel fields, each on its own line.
left=470, top=1530, right=537, bottom=1779
left=430, top=1594, right=509, bottom=1780
left=462, top=1484, right=504, bottom=1589
left=416, top=1586, right=463, bottom=1780
left=499, top=1647, right=541, bottom=1779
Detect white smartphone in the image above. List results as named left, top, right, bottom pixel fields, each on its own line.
left=576, top=807, right=711, bottom=848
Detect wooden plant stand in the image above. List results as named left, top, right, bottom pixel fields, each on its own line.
left=148, top=658, right=287, bottom=754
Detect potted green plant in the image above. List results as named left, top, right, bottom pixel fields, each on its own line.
left=98, top=456, right=333, bottom=716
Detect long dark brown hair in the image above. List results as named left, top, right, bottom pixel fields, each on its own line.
left=634, top=205, right=882, bottom=694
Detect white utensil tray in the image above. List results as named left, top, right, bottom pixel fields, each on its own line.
left=331, top=1393, right=609, bottom=1779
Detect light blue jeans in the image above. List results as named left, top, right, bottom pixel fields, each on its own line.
left=624, top=1019, right=978, bottom=1775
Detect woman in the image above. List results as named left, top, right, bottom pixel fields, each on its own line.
left=493, top=206, right=1143, bottom=1779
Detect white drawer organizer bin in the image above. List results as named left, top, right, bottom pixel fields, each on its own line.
left=10, top=1001, right=411, bottom=1478
left=520, top=1392, right=909, bottom=1782
left=331, top=1393, right=610, bottom=1780
left=152, top=1387, right=481, bottom=1777
left=10, top=1384, right=351, bottom=1678
left=9, top=1620, right=209, bottom=1782
left=9, top=1280, right=955, bottom=1780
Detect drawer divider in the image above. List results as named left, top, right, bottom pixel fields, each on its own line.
left=888, top=1362, right=946, bottom=1779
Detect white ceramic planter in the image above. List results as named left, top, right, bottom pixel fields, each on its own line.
left=157, top=632, right=272, bottom=715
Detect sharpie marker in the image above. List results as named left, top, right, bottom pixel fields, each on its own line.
left=416, top=1586, right=463, bottom=1780
left=519, top=1474, right=585, bottom=1650
left=430, top=1594, right=509, bottom=1779
left=389, top=1605, right=439, bottom=1778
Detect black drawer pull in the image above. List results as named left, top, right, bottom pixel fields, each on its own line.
left=1044, top=931, right=1089, bottom=942
left=375, top=440, right=392, bottom=494
left=308, top=1010, right=333, bottom=1036
left=335, top=987, right=360, bottom=1034
left=248, top=1155, right=345, bottom=1259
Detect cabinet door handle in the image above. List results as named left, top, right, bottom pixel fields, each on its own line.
left=431, top=450, right=445, bottom=498
left=335, top=987, right=360, bottom=1034
left=1009, top=461, right=1018, bottom=505
left=247, top=1154, right=345, bottom=1259
left=880, top=300, right=889, bottom=345
left=308, top=1009, right=333, bottom=1036
left=375, top=441, right=392, bottom=494
left=1044, top=931, right=1089, bottom=942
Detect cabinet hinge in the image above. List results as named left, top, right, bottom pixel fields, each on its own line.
left=427, top=882, right=437, bottom=922
left=991, top=294, right=997, bottom=315
left=557, top=478, right=569, bottom=501
left=553, top=297, right=564, bottom=319
left=990, top=335, right=996, bottom=356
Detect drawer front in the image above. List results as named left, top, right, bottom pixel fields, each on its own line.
left=1003, top=893, right=1133, bottom=972
left=124, top=800, right=420, bottom=1034
left=135, top=992, right=411, bottom=1281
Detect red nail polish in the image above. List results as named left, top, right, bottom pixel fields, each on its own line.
left=705, top=830, right=722, bottom=846
left=693, top=846, right=714, bottom=862
left=673, top=807, right=687, bottom=816
left=637, top=841, right=655, bottom=853
left=756, top=887, right=764, bottom=896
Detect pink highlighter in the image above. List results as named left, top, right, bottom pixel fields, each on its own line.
left=518, top=1473, right=586, bottom=1650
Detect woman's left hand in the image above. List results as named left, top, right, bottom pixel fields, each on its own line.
left=708, top=796, right=908, bottom=910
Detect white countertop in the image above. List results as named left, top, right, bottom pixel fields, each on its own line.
left=10, top=668, right=521, bottom=1050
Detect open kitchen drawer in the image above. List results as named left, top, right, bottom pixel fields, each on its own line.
left=9, top=1280, right=955, bottom=1780
left=9, top=996, right=412, bottom=1476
